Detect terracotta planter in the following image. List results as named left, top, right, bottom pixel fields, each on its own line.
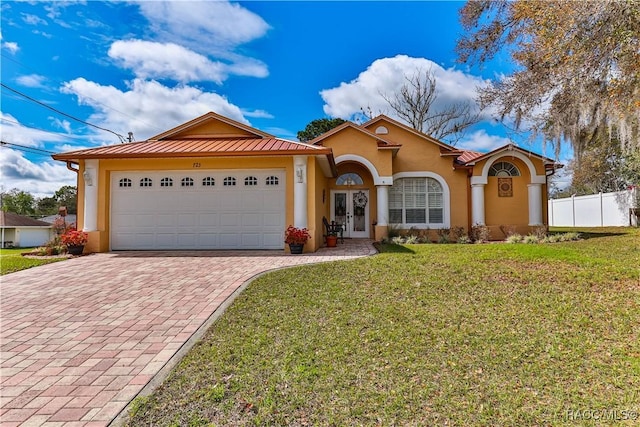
left=326, top=235, right=338, bottom=247
left=288, top=243, right=304, bottom=254
left=67, top=245, right=84, bottom=256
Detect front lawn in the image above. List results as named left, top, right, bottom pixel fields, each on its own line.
left=127, top=228, right=640, bottom=426
left=0, top=247, right=68, bottom=275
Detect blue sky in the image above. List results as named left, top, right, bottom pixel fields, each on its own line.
left=1, top=1, right=567, bottom=198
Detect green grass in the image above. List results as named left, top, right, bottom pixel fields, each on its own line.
left=126, top=228, right=640, bottom=426
left=0, top=247, right=68, bottom=275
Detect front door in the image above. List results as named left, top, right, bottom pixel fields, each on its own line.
left=331, top=190, right=369, bottom=238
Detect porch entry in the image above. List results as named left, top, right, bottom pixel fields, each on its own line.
left=330, top=190, right=370, bottom=238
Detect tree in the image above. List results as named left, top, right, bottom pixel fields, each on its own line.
left=457, top=1, right=640, bottom=157
left=297, top=118, right=346, bottom=142
left=36, top=197, right=59, bottom=216
left=53, top=185, right=77, bottom=214
left=1, top=188, right=36, bottom=216
left=379, top=68, right=479, bottom=144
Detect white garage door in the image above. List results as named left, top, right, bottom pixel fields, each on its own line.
left=19, top=229, right=52, bottom=248
left=111, top=170, right=285, bottom=250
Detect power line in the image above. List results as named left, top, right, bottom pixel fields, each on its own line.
left=0, top=117, right=92, bottom=143
left=1, top=52, right=163, bottom=134
left=0, top=140, right=56, bottom=156
left=1, top=83, right=127, bottom=143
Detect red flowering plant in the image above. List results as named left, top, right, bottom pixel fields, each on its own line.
left=284, top=225, right=311, bottom=245
left=60, top=229, right=88, bottom=247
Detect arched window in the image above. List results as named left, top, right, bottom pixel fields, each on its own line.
left=389, top=177, right=443, bottom=225
left=119, top=178, right=132, bottom=188
left=181, top=177, right=194, bottom=187
left=140, top=178, right=153, bottom=187
left=489, top=161, right=520, bottom=177
left=244, top=176, right=258, bottom=186
left=266, top=176, right=279, bottom=186
left=336, top=173, right=364, bottom=186
left=223, top=176, right=236, bottom=186
left=202, top=177, right=215, bottom=186
left=160, top=177, right=173, bottom=187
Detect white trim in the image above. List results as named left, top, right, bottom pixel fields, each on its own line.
left=475, top=151, right=546, bottom=185
left=83, top=159, right=99, bottom=232
left=376, top=185, right=389, bottom=226
left=471, top=183, right=486, bottom=225
left=527, top=183, right=543, bottom=225
left=293, top=156, right=308, bottom=229
left=391, top=171, right=451, bottom=228
left=334, top=154, right=393, bottom=185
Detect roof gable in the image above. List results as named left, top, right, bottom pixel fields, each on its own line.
left=309, top=121, right=400, bottom=149
left=460, top=143, right=560, bottom=167
left=362, top=115, right=457, bottom=153
left=149, top=111, right=273, bottom=141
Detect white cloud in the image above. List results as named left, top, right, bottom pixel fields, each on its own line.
left=0, top=148, right=76, bottom=199
left=16, top=74, right=47, bottom=88
left=109, top=40, right=230, bottom=84
left=320, top=55, right=490, bottom=122
left=0, top=112, right=68, bottom=149
left=133, top=0, right=269, bottom=78
left=61, top=78, right=250, bottom=140
left=1, top=32, right=19, bottom=54
left=136, top=0, right=270, bottom=52
left=49, top=117, right=72, bottom=134
left=457, top=129, right=512, bottom=152
left=22, top=13, right=48, bottom=26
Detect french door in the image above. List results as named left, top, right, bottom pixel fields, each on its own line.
left=330, top=190, right=369, bottom=238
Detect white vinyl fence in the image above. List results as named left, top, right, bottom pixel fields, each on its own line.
left=548, top=188, right=639, bottom=227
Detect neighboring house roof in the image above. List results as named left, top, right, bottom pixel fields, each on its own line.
left=40, top=214, right=77, bottom=225
left=52, top=137, right=332, bottom=161
left=0, top=212, right=52, bottom=228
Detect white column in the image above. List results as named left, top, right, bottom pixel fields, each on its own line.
left=376, top=185, right=389, bottom=226
left=293, top=156, right=308, bottom=229
left=527, top=183, right=543, bottom=226
left=471, top=183, right=486, bottom=225
left=83, top=159, right=98, bottom=232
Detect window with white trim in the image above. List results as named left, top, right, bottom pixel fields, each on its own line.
left=223, top=176, right=236, bottom=186
left=181, top=177, right=194, bottom=187
left=489, top=161, right=520, bottom=177
left=140, top=178, right=153, bottom=187
left=119, top=178, right=132, bottom=188
left=389, top=178, right=443, bottom=225
left=202, top=177, right=215, bottom=186
left=336, top=173, right=363, bottom=185
left=244, top=176, right=258, bottom=186
left=266, top=176, right=279, bottom=186
left=160, top=177, right=173, bottom=187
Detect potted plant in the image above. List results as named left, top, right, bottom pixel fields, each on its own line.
left=284, top=225, right=311, bottom=254
left=60, top=229, right=89, bottom=255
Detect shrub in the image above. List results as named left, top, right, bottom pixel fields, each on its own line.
left=391, top=236, right=405, bottom=245
left=450, top=226, right=466, bottom=242
left=471, top=224, right=490, bottom=243
left=499, top=225, right=517, bottom=238
left=405, top=235, right=419, bottom=244
left=436, top=228, right=451, bottom=243
left=523, top=234, right=540, bottom=244
left=284, top=226, right=311, bottom=245
left=506, top=234, right=524, bottom=244
left=457, top=235, right=472, bottom=244
left=532, top=225, right=548, bottom=240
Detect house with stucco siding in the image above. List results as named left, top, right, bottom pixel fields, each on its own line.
left=52, top=112, right=561, bottom=253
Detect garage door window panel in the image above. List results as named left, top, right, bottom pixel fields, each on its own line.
left=140, top=178, right=153, bottom=187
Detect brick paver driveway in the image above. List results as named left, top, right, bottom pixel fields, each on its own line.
left=0, top=241, right=376, bottom=426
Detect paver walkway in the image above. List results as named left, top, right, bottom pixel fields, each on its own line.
left=0, top=240, right=376, bottom=426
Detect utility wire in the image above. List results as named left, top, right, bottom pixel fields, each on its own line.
left=0, top=117, right=91, bottom=143
left=1, top=83, right=127, bottom=142
left=0, top=140, right=56, bottom=156
left=1, top=52, right=163, bottom=134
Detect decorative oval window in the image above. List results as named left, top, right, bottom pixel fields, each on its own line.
left=160, top=177, right=173, bottom=187
left=181, top=177, right=194, bottom=187
left=119, top=178, right=132, bottom=188
left=244, top=176, right=258, bottom=186
left=266, top=176, right=279, bottom=186
left=202, top=177, right=215, bottom=186
left=223, top=176, right=236, bottom=186
left=140, top=177, right=153, bottom=187
left=336, top=173, right=364, bottom=186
